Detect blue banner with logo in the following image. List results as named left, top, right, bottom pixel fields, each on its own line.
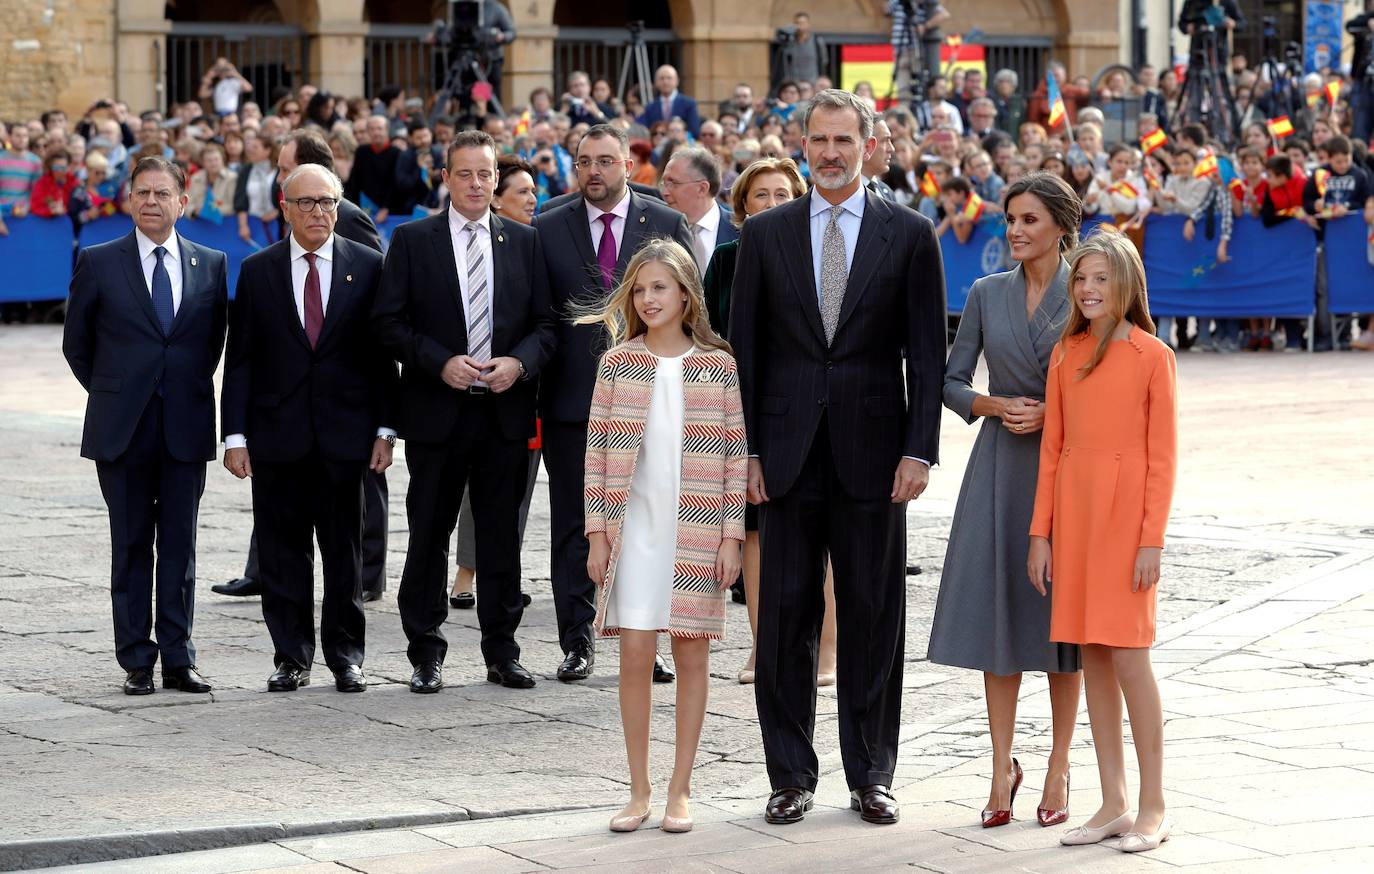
left=0, top=216, right=73, bottom=302
left=1142, top=215, right=1316, bottom=317
left=940, top=218, right=1010, bottom=313
left=1324, top=214, right=1374, bottom=313
left=1304, top=1, right=1343, bottom=73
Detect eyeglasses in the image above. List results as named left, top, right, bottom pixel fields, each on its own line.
left=285, top=196, right=339, bottom=213
left=574, top=157, right=622, bottom=170
left=660, top=176, right=705, bottom=190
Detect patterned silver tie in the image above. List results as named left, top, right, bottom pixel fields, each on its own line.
left=464, top=221, right=491, bottom=381
left=820, top=205, right=848, bottom=345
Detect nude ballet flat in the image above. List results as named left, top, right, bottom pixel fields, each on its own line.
left=816, top=671, right=837, bottom=687
left=1119, top=818, right=1172, bottom=853
left=1060, top=811, right=1134, bottom=846
left=660, top=813, right=694, bottom=833
left=609, top=806, right=652, bottom=833
left=738, top=668, right=755, bottom=684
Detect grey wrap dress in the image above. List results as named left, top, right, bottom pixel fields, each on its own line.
left=927, top=261, right=1081, bottom=675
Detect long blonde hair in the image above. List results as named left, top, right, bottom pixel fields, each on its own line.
left=573, top=237, right=731, bottom=354
left=1063, top=229, right=1155, bottom=378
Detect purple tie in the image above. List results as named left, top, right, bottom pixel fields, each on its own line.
left=596, top=213, right=617, bottom=288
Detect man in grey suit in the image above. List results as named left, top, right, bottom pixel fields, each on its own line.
left=533, top=124, right=693, bottom=682
left=730, top=90, right=946, bottom=827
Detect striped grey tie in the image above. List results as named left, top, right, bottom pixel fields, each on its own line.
left=464, top=221, right=491, bottom=383
left=820, top=205, right=847, bottom=345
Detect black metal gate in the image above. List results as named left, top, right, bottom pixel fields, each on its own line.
left=364, top=25, right=437, bottom=100
left=552, top=27, right=681, bottom=98
left=166, top=24, right=309, bottom=110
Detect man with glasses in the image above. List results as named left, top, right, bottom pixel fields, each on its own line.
left=221, top=164, right=396, bottom=693
left=374, top=130, right=556, bottom=693
left=661, top=146, right=737, bottom=277
left=533, top=124, right=693, bottom=682
left=62, top=157, right=229, bottom=695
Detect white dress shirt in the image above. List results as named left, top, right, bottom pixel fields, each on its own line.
left=135, top=227, right=183, bottom=315
left=690, top=203, right=721, bottom=276
left=586, top=190, right=631, bottom=259
left=448, top=204, right=495, bottom=355
left=225, top=232, right=395, bottom=449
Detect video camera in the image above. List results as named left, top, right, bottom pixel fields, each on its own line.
left=437, top=0, right=488, bottom=52
left=1180, top=0, right=1226, bottom=30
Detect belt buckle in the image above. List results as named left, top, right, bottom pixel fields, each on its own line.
left=467, top=385, right=489, bottom=395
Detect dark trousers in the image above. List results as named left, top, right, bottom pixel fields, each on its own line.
left=251, top=453, right=367, bottom=671
left=95, top=395, right=206, bottom=672
left=244, top=470, right=387, bottom=594
left=541, top=419, right=598, bottom=654
left=754, top=422, right=907, bottom=792
left=397, top=397, right=528, bottom=666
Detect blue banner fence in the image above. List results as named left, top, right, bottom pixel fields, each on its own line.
left=4, top=211, right=1371, bottom=326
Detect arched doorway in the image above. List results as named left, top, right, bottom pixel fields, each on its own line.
left=163, top=1, right=315, bottom=108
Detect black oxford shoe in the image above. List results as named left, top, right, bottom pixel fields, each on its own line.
left=556, top=646, right=594, bottom=681
left=361, top=589, right=383, bottom=603
left=123, top=668, right=155, bottom=696
left=267, top=664, right=310, bottom=692
left=333, top=664, right=366, bottom=692
left=850, top=784, right=900, bottom=824
left=765, top=787, right=814, bottom=825
left=410, top=661, right=443, bottom=693
left=486, top=659, right=536, bottom=689
left=653, top=652, right=676, bottom=683
left=162, top=665, right=212, bottom=693
left=212, top=577, right=261, bottom=597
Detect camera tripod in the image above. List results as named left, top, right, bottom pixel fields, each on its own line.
left=886, top=9, right=930, bottom=106
left=430, top=44, right=503, bottom=127
left=1172, top=26, right=1237, bottom=145
left=617, top=20, right=653, bottom=111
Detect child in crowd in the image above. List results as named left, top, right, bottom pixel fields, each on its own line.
left=1086, top=144, right=1150, bottom=226
left=1154, top=146, right=1212, bottom=347
left=1285, top=139, right=1313, bottom=176
left=916, top=159, right=953, bottom=222
left=1183, top=159, right=1238, bottom=351
left=1232, top=147, right=1272, bottom=349
left=1075, top=121, right=1108, bottom=172
left=935, top=176, right=982, bottom=244
left=1260, top=154, right=1311, bottom=351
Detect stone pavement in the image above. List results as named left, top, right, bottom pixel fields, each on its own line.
left=1, top=325, right=1372, bottom=872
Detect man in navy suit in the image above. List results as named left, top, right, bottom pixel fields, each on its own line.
left=62, top=156, right=229, bottom=696
left=660, top=146, right=738, bottom=276
left=636, top=65, right=702, bottom=138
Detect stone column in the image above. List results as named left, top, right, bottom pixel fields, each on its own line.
left=504, top=0, right=554, bottom=113
left=116, top=0, right=170, bottom=114
left=313, top=0, right=365, bottom=98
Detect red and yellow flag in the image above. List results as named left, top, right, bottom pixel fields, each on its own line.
left=513, top=108, right=531, bottom=137
left=1193, top=152, right=1218, bottom=179
left=1108, top=179, right=1140, bottom=199
left=1227, top=177, right=1244, bottom=197
left=960, top=192, right=985, bottom=222
left=1267, top=115, right=1294, bottom=139
left=919, top=169, right=941, bottom=199
left=1306, top=88, right=1321, bottom=109
left=1140, top=129, right=1167, bottom=156
left=1143, top=169, right=1161, bottom=191
left=1325, top=80, right=1341, bottom=107
left=1314, top=168, right=1331, bottom=197
left=1046, top=69, right=1067, bottom=131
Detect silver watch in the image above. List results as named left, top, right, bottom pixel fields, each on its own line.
left=381, top=434, right=397, bottom=447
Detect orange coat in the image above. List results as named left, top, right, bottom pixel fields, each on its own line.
left=1029, top=326, right=1178, bottom=647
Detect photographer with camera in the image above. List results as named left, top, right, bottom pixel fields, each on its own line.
left=887, top=1, right=949, bottom=105
left=1348, top=0, right=1374, bottom=143
left=772, top=12, right=828, bottom=98
left=1178, top=0, right=1243, bottom=65
left=429, top=0, right=516, bottom=114
left=198, top=58, right=253, bottom=118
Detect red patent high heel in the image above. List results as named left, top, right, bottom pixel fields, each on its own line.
left=980, top=758, right=1023, bottom=828
left=1037, top=771, right=1070, bottom=827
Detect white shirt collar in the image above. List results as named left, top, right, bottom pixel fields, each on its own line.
left=449, top=204, right=492, bottom=234
left=660, top=90, right=679, bottom=105
left=289, top=232, right=335, bottom=262
left=809, top=183, right=868, bottom=219
left=693, top=201, right=721, bottom=233
left=587, top=190, right=631, bottom=223
left=135, top=227, right=181, bottom=262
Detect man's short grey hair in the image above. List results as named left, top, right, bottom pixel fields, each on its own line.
left=1076, top=107, right=1106, bottom=129
left=969, top=97, right=996, bottom=113
left=993, top=69, right=1019, bottom=90
left=668, top=145, right=722, bottom=197
left=801, top=89, right=875, bottom=141
left=282, top=163, right=343, bottom=199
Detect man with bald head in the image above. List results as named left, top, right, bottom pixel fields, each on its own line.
left=221, top=163, right=397, bottom=693
left=636, top=64, right=702, bottom=137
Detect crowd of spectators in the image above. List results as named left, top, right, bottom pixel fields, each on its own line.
left=3, top=11, right=1374, bottom=349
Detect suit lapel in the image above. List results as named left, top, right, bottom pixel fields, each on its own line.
left=616, top=193, right=650, bottom=278
left=1035, top=260, right=1072, bottom=346
left=269, top=240, right=312, bottom=351
left=315, top=237, right=353, bottom=351
left=785, top=196, right=826, bottom=346
left=167, top=235, right=200, bottom=339
left=489, top=212, right=511, bottom=350
left=561, top=198, right=601, bottom=286
left=1003, top=263, right=1042, bottom=371
left=119, top=233, right=163, bottom=335
left=832, top=190, right=891, bottom=340
left=429, top=214, right=468, bottom=340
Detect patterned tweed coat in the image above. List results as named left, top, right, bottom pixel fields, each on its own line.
left=584, top=336, right=749, bottom=639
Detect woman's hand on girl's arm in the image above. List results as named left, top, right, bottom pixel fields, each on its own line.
left=716, top=538, right=743, bottom=589
left=1133, top=547, right=1162, bottom=592
left=586, top=532, right=610, bottom=586
left=1027, top=536, right=1051, bottom=596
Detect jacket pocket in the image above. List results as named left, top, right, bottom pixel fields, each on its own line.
left=760, top=395, right=789, bottom=415
left=90, top=375, right=122, bottom=393
left=864, top=396, right=903, bottom=417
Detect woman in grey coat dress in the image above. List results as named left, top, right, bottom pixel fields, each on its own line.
left=927, top=172, right=1084, bottom=829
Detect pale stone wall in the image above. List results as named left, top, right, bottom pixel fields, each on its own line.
left=0, top=0, right=118, bottom=121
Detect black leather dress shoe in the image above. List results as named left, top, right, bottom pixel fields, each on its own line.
left=212, top=577, right=261, bottom=597
left=361, top=589, right=383, bottom=603
left=162, top=665, right=212, bottom=693
left=486, top=659, right=536, bottom=689
left=730, top=580, right=746, bottom=603
left=267, top=664, right=310, bottom=691
left=450, top=591, right=475, bottom=609
left=123, top=668, right=155, bottom=696
left=653, top=652, right=676, bottom=684
left=556, top=646, right=594, bottom=681
left=410, top=661, right=443, bottom=693
left=332, top=664, right=366, bottom=692
left=850, top=785, right=900, bottom=824
left=765, top=788, right=814, bottom=824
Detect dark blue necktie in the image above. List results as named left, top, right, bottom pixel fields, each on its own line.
left=151, top=245, right=174, bottom=335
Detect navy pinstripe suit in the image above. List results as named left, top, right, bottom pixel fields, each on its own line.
left=729, top=188, right=946, bottom=793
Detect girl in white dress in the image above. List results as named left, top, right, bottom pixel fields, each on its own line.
left=579, top=239, right=747, bottom=835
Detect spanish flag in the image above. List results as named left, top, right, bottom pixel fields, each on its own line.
left=1325, top=80, right=1341, bottom=107
left=1143, top=169, right=1161, bottom=191
left=1046, top=68, right=1067, bottom=131
left=1228, top=177, right=1244, bottom=197
left=1306, top=88, right=1321, bottom=109
left=514, top=108, right=532, bottom=137
left=1193, top=151, right=1218, bottom=179
left=1267, top=115, right=1294, bottom=139
left=960, top=192, right=985, bottom=222
left=1314, top=168, right=1330, bottom=197
left=1108, top=179, right=1140, bottom=200
left=1140, top=129, right=1167, bottom=156
left=919, top=169, right=941, bottom=199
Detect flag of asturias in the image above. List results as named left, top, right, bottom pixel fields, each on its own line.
left=1140, top=129, right=1167, bottom=156
left=1267, top=115, right=1294, bottom=139
left=1046, top=69, right=1067, bottom=130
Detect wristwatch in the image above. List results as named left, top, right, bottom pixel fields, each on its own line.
left=380, top=434, right=397, bottom=447
left=516, top=359, right=529, bottom=380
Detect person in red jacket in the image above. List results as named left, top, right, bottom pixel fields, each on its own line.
left=29, top=150, right=80, bottom=218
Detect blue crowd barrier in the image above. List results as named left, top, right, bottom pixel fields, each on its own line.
left=73, top=214, right=279, bottom=297
left=1323, top=215, right=1374, bottom=313
left=0, top=216, right=74, bottom=303
left=939, top=219, right=1010, bottom=313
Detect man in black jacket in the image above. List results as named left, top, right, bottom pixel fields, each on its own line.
left=532, top=124, right=693, bottom=681
left=221, top=164, right=397, bottom=693
left=62, top=157, right=229, bottom=696
left=345, top=116, right=402, bottom=221
left=374, top=130, right=557, bottom=693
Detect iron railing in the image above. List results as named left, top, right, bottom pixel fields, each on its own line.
left=364, top=25, right=438, bottom=100
left=166, top=24, right=308, bottom=109
left=552, top=28, right=681, bottom=100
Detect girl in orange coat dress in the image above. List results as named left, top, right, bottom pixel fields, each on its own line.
left=1027, top=230, right=1178, bottom=854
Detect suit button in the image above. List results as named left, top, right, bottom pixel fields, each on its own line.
left=826, top=361, right=834, bottom=370
left=817, top=398, right=826, bottom=406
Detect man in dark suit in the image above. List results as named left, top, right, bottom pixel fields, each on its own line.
left=374, top=130, right=556, bottom=693
left=863, top=119, right=898, bottom=203
left=221, top=164, right=396, bottom=693
left=660, top=146, right=738, bottom=277
left=532, top=124, right=693, bottom=681
left=62, top=156, right=229, bottom=696
left=539, top=180, right=662, bottom=214
left=214, top=130, right=391, bottom=603
left=636, top=65, right=702, bottom=137
left=729, top=90, right=946, bottom=827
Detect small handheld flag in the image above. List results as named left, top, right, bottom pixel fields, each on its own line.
left=1046, top=69, right=1067, bottom=131
left=1108, top=179, right=1140, bottom=200
left=960, top=192, right=985, bottom=222
left=1314, top=168, right=1330, bottom=197
left=1306, top=88, right=1321, bottom=109
left=920, top=169, right=941, bottom=199
left=1193, top=152, right=1218, bottom=179
left=1267, top=116, right=1294, bottom=139
left=1143, top=168, right=1161, bottom=191
left=1140, top=129, right=1167, bottom=156
left=1325, top=80, right=1341, bottom=108
left=514, top=109, right=532, bottom=137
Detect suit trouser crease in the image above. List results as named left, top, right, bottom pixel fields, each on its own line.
left=96, top=395, right=204, bottom=672
left=455, top=447, right=541, bottom=569
left=754, top=421, right=906, bottom=792
left=542, top=419, right=598, bottom=653
left=252, top=454, right=367, bottom=671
